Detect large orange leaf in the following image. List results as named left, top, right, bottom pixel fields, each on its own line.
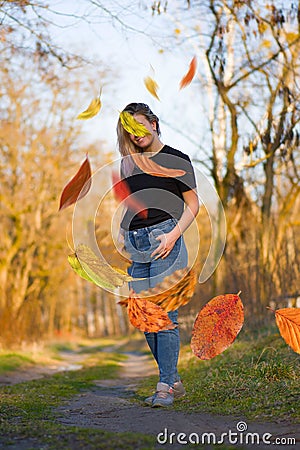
left=274, top=308, right=300, bottom=354
left=138, top=267, right=198, bottom=312
left=119, top=296, right=175, bottom=332
left=179, top=56, right=197, bottom=89
left=112, top=171, right=148, bottom=219
left=130, top=152, right=186, bottom=178
left=191, top=293, right=244, bottom=360
left=59, top=155, right=91, bottom=211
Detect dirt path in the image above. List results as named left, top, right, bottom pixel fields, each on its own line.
left=1, top=345, right=299, bottom=449
left=54, top=351, right=299, bottom=449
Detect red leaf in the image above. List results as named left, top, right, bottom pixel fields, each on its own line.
left=59, top=156, right=92, bottom=211
left=112, top=172, right=148, bottom=219
left=191, top=293, right=244, bottom=360
left=179, top=56, right=197, bottom=89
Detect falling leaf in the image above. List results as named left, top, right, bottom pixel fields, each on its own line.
left=67, top=253, right=110, bottom=286
left=72, top=244, right=134, bottom=290
left=138, top=266, right=198, bottom=312
left=191, top=293, right=244, bottom=360
left=119, top=111, right=151, bottom=137
left=59, top=156, right=92, bottom=211
left=130, top=152, right=186, bottom=178
left=273, top=308, right=300, bottom=354
left=119, top=296, right=176, bottom=332
left=179, top=56, right=197, bottom=90
left=76, top=96, right=101, bottom=120
left=112, top=172, right=148, bottom=219
left=76, top=244, right=132, bottom=287
left=144, top=76, right=160, bottom=100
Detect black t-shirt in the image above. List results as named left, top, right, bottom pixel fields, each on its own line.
left=120, top=145, right=197, bottom=230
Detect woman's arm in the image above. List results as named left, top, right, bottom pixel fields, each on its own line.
left=151, top=189, right=199, bottom=260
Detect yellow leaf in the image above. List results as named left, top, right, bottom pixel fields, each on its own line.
left=77, top=97, right=101, bottom=120
left=75, top=244, right=133, bottom=289
left=119, top=111, right=151, bottom=137
left=174, top=28, right=181, bottom=34
left=144, top=76, right=160, bottom=101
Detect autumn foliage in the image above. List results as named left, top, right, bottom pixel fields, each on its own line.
left=119, top=296, right=176, bottom=332
left=191, top=293, right=244, bottom=360
left=272, top=308, right=300, bottom=355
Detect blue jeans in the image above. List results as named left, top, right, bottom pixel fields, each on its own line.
left=124, top=218, right=188, bottom=387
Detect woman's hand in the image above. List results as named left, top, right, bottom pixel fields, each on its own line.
left=151, top=226, right=181, bottom=260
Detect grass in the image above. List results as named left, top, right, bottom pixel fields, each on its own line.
left=0, top=352, right=35, bottom=374
left=0, top=330, right=298, bottom=449
left=137, top=326, right=300, bottom=422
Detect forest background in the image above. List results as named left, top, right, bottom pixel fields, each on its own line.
left=0, top=0, right=299, bottom=348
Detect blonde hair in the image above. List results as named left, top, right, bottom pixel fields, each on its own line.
left=117, top=103, right=161, bottom=176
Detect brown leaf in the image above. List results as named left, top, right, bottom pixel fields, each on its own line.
left=274, top=308, right=300, bottom=354
left=130, top=152, right=186, bottom=178
left=191, top=293, right=244, bottom=360
left=179, top=56, right=197, bottom=89
left=59, top=156, right=91, bottom=211
left=119, top=296, right=176, bottom=332
left=138, top=267, right=198, bottom=312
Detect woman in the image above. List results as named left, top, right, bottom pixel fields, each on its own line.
left=117, top=103, right=199, bottom=407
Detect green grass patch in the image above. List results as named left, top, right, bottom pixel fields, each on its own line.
left=0, top=352, right=35, bottom=374
left=137, top=327, right=300, bottom=422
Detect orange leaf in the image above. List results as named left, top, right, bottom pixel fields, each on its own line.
left=112, top=172, right=148, bottom=219
left=119, top=296, right=176, bottom=332
left=138, top=267, right=198, bottom=312
left=274, top=308, right=300, bottom=354
left=59, top=156, right=92, bottom=211
left=130, top=152, right=186, bottom=178
left=191, top=293, right=244, bottom=360
left=179, top=56, right=197, bottom=89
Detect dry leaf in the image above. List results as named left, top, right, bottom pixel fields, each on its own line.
left=119, top=111, right=151, bottom=137
left=138, top=267, right=198, bottom=312
left=119, top=296, right=176, bottom=332
left=68, top=253, right=114, bottom=290
left=130, top=152, right=186, bottom=178
left=59, top=156, right=91, bottom=211
left=191, top=293, right=244, bottom=360
left=179, top=56, right=197, bottom=89
left=274, top=308, right=300, bottom=354
left=144, top=76, right=160, bottom=100
left=112, top=171, right=148, bottom=219
left=74, top=244, right=133, bottom=289
left=76, top=97, right=101, bottom=120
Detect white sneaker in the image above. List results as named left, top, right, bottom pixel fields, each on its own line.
left=144, top=380, right=186, bottom=405
left=152, top=382, right=174, bottom=407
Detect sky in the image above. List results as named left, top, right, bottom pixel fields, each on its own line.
left=47, top=0, right=205, bottom=161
